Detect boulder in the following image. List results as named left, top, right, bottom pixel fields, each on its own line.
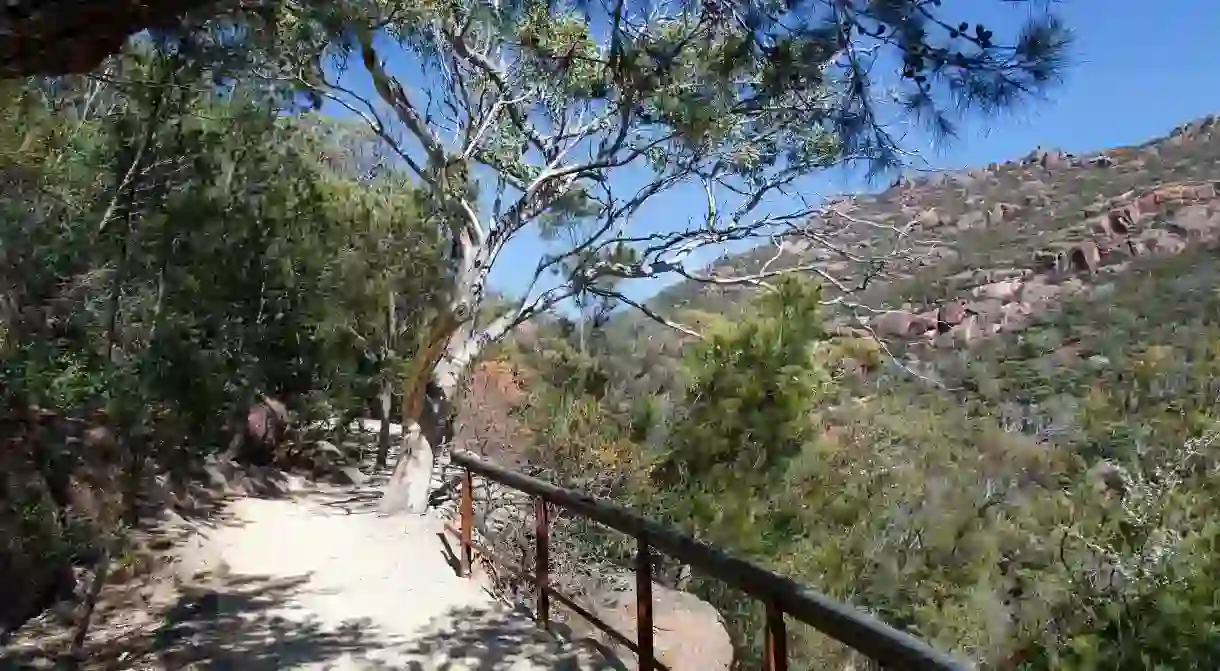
left=987, top=203, right=1018, bottom=226
left=972, top=279, right=1022, bottom=302
left=1027, top=148, right=1069, bottom=169
left=1087, top=354, right=1112, bottom=368
left=203, top=458, right=240, bottom=492
left=964, top=299, right=1004, bottom=321
left=1191, top=183, right=1217, bottom=200
left=1106, top=207, right=1134, bottom=235
left=1060, top=278, right=1087, bottom=295
left=915, top=208, right=944, bottom=229
left=1136, top=192, right=1159, bottom=216
left=999, top=302, right=1033, bottom=332
left=236, top=396, right=290, bottom=465
left=947, top=269, right=979, bottom=285
left=247, top=396, right=288, bottom=444
left=310, top=440, right=344, bottom=466
left=1138, top=230, right=1187, bottom=255
left=1052, top=345, right=1083, bottom=366
left=572, top=580, right=734, bottom=671
left=1020, top=280, right=1060, bottom=304
left=333, top=466, right=369, bottom=486
left=1067, top=242, right=1101, bottom=274
left=1152, top=184, right=1191, bottom=205
left=949, top=314, right=980, bottom=346
left=989, top=268, right=1034, bottom=282
left=911, top=310, right=939, bottom=334
left=871, top=311, right=915, bottom=338
left=1167, top=205, right=1220, bottom=242
left=936, top=299, right=968, bottom=332
left=955, top=211, right=987, bottom=230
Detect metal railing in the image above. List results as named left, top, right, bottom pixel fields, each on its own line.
left=444, top=449, right=969, bottom=671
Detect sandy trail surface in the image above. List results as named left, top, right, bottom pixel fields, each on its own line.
left=3, top=421, right=613, bottom=671
left=190, top=475, right=612, bottom=670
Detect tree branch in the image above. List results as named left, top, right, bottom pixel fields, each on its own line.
left=359, top=30, right=447, bottom=167
left=588, top=287, right=703, bottom=340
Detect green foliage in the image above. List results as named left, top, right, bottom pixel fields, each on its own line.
left=2, top=44, right=441, bottom=421
left=259, top=0, right=1072, bottom=372
left=510, top=246, right=1220, bottom=670
left=653, top=278, right=835, bottom=492
left=0, top=0, right=1079, bottom=657
left=0, top=35, right=448, bottom=633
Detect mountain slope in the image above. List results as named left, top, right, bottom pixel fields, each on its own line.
left=647, top=113, right=1220, bottom=350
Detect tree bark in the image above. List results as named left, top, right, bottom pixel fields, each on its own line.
left=375, top=288, right=397, bottom=469
left=69, top=541, right=113, bottom=668
left=377, top=295, right=540, bottom=515
left=375, top=381, right=393, bottom=469
left=377, top=199, right=516, bottom=514
left=379, top=353, right=463, bottom=515
left=378, top=312, right=498, bottom=515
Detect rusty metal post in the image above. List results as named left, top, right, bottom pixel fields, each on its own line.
left=460, top=467, right=473, bottom=578
left=534, top=496, right=550, bottom=629
left=763, top=601, right=788, bottom=671
left=636, top=535, right=655, bottom=671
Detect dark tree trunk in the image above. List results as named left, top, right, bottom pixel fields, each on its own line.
left=375, top=382, right=393, bottom=469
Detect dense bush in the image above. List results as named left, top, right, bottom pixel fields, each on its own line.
left=0, top=41, right=443, bottom=639
left=504, top=265, right=1220, bottom=669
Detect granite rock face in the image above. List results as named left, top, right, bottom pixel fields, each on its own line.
left=645, top=113, right=1220, bottom=354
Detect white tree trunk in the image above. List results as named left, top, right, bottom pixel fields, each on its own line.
left=380, top=420, right=436, bottom=514
left=378, top=334, right=478, bottom=515
left=378, top=224, right=519, bottom=515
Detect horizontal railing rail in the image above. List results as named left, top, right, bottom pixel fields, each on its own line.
left=446, top=449, right=969, bottom=671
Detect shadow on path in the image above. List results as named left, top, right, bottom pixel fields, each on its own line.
left=3, top=572, right=383, bottom=670
left=3, top=431, right=619, bottom=670
left=4, top=578, right=619, bottom=670
left=359, top=604, right=620, bottom=671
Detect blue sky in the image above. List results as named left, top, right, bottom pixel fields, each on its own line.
left=913, top=1, right=1220, bottom=167
left=322, top=1, right=1220, bottom=307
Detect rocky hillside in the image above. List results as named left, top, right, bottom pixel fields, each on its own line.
left=651, top=114, right=1220, bottom=348
left=474, top=114, right=1220, bottom=671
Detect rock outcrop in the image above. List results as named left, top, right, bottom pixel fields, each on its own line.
left=569, top=578, right=735, bottom=671
left=645, top=112, right=1220, bottom=360
left=863, top=179, right=1220, bottom=349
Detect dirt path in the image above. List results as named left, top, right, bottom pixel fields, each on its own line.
left=182, top=436, right=615, bottom=671
left=209, top=490, right=492, bottom=644
left=199, top=486, right=612, bottom=670
left=3, top=423, right=615, bottom=670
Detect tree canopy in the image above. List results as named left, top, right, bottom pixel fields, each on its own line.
left=217, top=0, right=1071, bottom=513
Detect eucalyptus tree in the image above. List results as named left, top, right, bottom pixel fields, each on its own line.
left=265, top=0, right=1070, bottom=513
